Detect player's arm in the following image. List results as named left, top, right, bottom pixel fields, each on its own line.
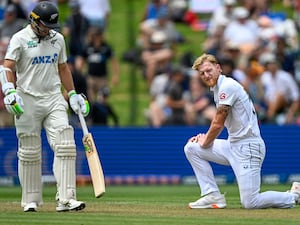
left=2, top=59, right=16, bottom=82
left=58, top=62, right=75, bottom=93
left=199, top=104, right=230, bottom=148
left=58, top=62, right=90, bottom=116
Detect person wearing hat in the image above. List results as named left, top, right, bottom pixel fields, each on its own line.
left=141, top=30, right=174, bottom=86
left=223, top=6, right=259, bottom=56
left=139, top=7, right=180, bottom=49
left=207, top=0, right=236, bottom=36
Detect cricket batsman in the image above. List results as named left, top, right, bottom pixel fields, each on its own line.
left=0, top=1, right=89, bottom=212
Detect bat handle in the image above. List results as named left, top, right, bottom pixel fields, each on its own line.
left=78, top=111, right=89, bottom=136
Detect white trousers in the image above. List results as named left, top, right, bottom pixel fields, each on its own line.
left=184, top=139, right=295, bottom=208
left=15, top=91, right=74, bottom=206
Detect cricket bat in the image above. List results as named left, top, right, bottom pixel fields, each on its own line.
left=78, top=111, right=105, bottom=198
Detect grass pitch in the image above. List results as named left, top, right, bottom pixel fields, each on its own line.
left=0, top=184, right=300, bottom=225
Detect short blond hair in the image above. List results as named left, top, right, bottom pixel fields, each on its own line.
left=192, top=53, right=218, bottom=70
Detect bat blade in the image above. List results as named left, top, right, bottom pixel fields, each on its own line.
left=82, top=133, right=105, bottom=198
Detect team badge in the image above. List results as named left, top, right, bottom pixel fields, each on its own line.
left=27, top=40, right=37, bottom=48
left=219, top=92, right=226, bottom=100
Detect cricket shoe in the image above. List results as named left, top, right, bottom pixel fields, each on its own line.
left=56, top=199, right=86, bottom=212
left=23, top=202, right=37, bottom=212
left=289, top=182, right=300, bottom=204
left=189, top=194, right=226, bottom=209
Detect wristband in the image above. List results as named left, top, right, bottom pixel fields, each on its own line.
left=68, top=90, right=77, bottom=98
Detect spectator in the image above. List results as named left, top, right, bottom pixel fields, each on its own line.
left=164, top=65, right=188, bottom=125
left=275, top=36, right=299, bottom=77
left=139, top=7, right=180, bottom=49
left=7, top=0, right=27, bottom=19
left=147, top=71, right=170, bottom=127
left=81, top=26, right=119, bottom=103
left=218, top=56, right=246, bottom=83
left=223, top=6, right=259, bottom=66
left=266, top=11, right=299, bottom=51
left=240, top=0, right=270, bottom=19
left=0, top=4, right=27, bottom=43
left=207, top=0, right=236, bottom=37
left=241, top=58, right=267, bottom=123
left=218, top=41, right=244, bottom=71
left=141, top=30, right=173, bottom=86
left=260, top=53, right=300, bottom=124
left=78, top=0, right=111, bottom=30
left=141, top=0, right=168, bottom=21
left=168, top=0, right=188, bottom=23
left=202, top=22, right=226, bottom=56
left=90, top=86, right=119, bottom=126
left=256, top=15, right=278, bottom=53
left=62, top=0, right=90, bottom=70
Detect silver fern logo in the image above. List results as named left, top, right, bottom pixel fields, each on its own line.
left=50, top=13, right=58, bottom=21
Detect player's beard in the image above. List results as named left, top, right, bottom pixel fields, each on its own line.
left=203, top=77, right=217, bottom=87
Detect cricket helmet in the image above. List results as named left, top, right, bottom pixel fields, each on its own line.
left=30, top=1, right=59, bottom=29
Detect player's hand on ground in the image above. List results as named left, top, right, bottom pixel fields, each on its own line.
left=68, top=90, right=90, bottom=117
left=4, top=89, right=24, bottom=117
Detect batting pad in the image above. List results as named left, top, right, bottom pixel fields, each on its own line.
left=18, top=133, right=43, bottom=207
left=53, top=126, right=77, bottom=203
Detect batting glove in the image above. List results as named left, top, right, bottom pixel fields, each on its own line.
left=68, top=90, right=90, bottom=117
left=2, top=82, right=24, bottom=117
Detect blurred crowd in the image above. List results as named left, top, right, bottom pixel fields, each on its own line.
left=0, top=0, right=300, bottom=128
left=134, top=0, right=300, bottom=127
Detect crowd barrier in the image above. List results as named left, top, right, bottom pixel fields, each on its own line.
left=0, top=125, right=299, bottom=185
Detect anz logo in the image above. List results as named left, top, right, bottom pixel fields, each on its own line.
left=32, top=53, right=58, bottom=65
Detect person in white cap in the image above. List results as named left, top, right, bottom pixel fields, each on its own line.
left=223, top=6, right=259, bottom=55
left=207, top=0, right=236, bottom=36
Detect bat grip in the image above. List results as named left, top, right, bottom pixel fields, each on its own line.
left=78, top=111, right=89, bottom=136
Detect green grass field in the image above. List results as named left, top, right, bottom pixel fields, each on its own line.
left=1, top=184, right=300, bottom=225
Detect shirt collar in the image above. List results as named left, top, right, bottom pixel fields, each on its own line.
left=210, top=74, right=225, bottom=92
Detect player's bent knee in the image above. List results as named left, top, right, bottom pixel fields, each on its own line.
left=184, top=142, right=198, bottom=157
left=54, top=125, right=76, bottom=157
left=241, top=198, right=259, bottom=209
left=18, top=133, right=41, bottom=162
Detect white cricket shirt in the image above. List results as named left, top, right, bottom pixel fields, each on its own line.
left=211, top=75, right=262, bottom=142
left=5, top=24, right=67, bottom=97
